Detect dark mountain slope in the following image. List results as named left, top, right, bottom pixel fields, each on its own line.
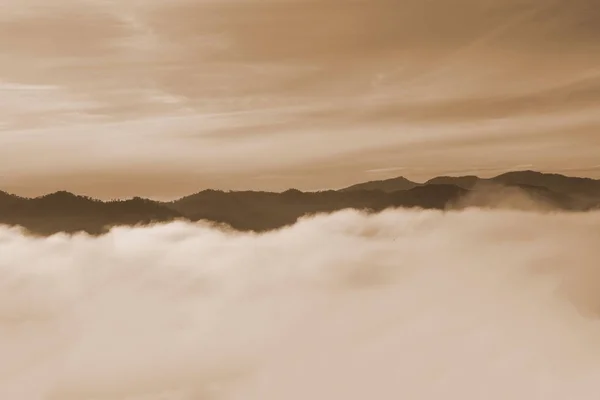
left=355, top=171, right=600, bottom=209
left=424, top=175, right=480, bottom=189
left=0, top=192, right=183, bottom=235
left=491, top=171, right=600, bottom=197
left=0, top=170, right=598, bottom=236
left=340, top=176, right=418, bottom=192
left=0, top=191, right=22, bottom=207
left=418, top=171, right=600, bottom=197
left=168, top=185, right=468, bottom=232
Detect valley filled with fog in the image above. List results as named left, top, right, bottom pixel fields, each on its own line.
left=2, top=208, right=600, bottom=399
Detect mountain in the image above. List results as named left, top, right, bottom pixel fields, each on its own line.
left=491, top=171, right=600, bottom=198
left=168, top=185, right=468, bottom=232
left=424, top=175, right=480, bottom=189
left=1, top=171, right=599, bottom=236
left=340, top=176, right=418, bottom=192
left=0, top=190, right=22, bottom=207
left=0, top=192, right=182, bottom=235
left=422, top=171, right=600, bottom=198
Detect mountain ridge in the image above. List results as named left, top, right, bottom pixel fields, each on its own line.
left=341, top=170, right=600, bottom=196
left=1, top=171, right=599, bottom=236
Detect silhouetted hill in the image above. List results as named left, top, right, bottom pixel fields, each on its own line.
left=425, top=175, right=480, bottom=188
left=168, top=185, right=468, bottom=232
left=340, top=176, right=418, bottom=192
left=1, top=171, right=599, bottom=235
left=0, top=191, right=22, bottom=207
left=0, top=192, right=182, bottom=235
left=420, top=171, right=600, bottom=198
left=492, top=171, right=600, bottom=197
left=390, top=184, right=469, bottom=209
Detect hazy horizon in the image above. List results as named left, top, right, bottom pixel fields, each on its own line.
left=1, top=168, right=599, bottom=202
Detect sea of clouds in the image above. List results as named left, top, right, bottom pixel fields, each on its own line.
left=1, top=207, right=600, bottom=399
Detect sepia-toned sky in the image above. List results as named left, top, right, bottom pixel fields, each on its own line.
left=1, top=0, right=599, bottom=199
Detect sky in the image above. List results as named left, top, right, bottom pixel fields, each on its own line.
left=1, top=0, right=599, bottom=199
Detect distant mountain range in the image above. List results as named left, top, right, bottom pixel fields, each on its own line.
left=1, top=170, right=599, bottom=236
left=340, top=170, right=600, bottom=197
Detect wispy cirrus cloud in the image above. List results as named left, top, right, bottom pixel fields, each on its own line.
left=1, top=0, right=599, bottom=197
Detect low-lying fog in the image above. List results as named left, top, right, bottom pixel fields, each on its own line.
left=2, top=207, right=600, bottom=399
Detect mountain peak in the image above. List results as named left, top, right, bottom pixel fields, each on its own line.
left=424, top=175, right=480, bottom=189
left=1, top=169, right=599, bottom=236
left=44, top=190, right=78, bottom=197
left=36, top=191, right=91, bottom=203
left=340, top=176, right=418, bottom=193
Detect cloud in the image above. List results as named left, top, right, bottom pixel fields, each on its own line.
left=1, top=0, right=600, bottom=196
left=1, top=208, right=600, bottom=399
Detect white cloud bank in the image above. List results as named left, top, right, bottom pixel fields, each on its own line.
left=1, top=208, right=600, bottom=399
